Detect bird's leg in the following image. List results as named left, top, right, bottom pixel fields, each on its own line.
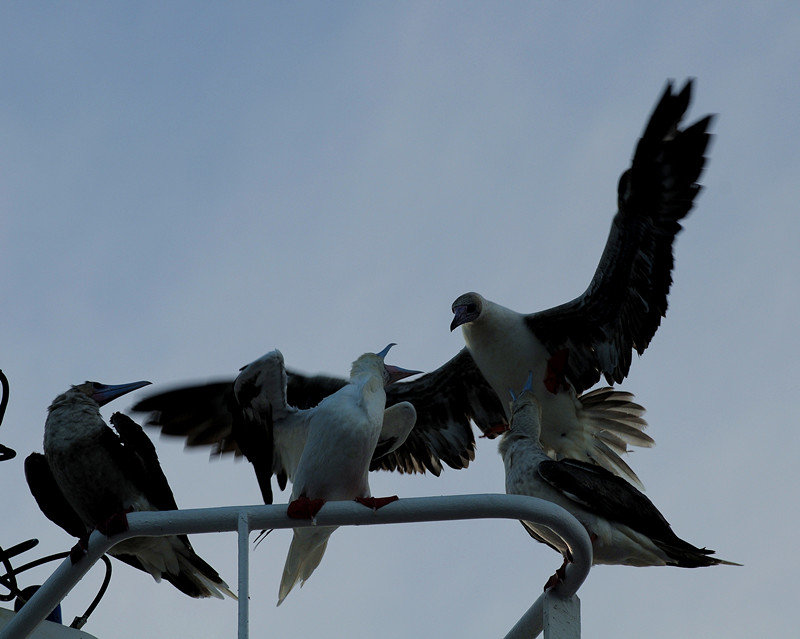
left=96, top=508, right=133, bottom=537
left=543, top=349, right=570, bottom=394
left=355, top=495, right=399, bottom=511
left=69, top=536, right=90, bottom=564
left=287, top=496, right=326, bottom=523
left=71, top=508, right=133, bottom=564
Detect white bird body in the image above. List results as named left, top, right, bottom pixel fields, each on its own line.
left=290, top=355, right=386, bottom=502
left=499, top=388, right=738, bottom=569
left=34, top=382, right=234, bottom=599
left=276, top=349, right=418, bottom=605
left=224, top=349, right=417, bottom=501
left=459, top=295, right=649, bottom=483
left=459, top=297, right=552, bottom=407
left=459, top=298, right=575, bottom=427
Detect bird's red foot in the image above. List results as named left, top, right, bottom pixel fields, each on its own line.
left=355, top=495, right=399, bottom=510
left=480, top=424, right=510, bottom=438
left=287, top=496, right=326, bottom=520
left=544, top=349, right=570, bottom=394
left=543, top=558, right=570, bottom=591
left=97, top=509, right=131, bottom=537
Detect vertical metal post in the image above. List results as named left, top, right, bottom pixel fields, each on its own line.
left=543, top=591, right=580, bottom=639
left=237, top=510, right=250, bottom=639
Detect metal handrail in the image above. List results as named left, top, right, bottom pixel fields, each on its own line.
left=1, top=494, right=592, bottom=639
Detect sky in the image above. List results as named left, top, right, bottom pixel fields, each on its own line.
left=1, top=2, right=798, bottom=637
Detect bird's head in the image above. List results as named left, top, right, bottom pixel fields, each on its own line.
left=351, top=344, right=422, bottom=386
left=450, top=292, right=483, bottom=331
left=72, top=380, right=152, bottom=407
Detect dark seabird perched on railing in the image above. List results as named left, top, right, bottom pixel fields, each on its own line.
left=499, top=374, right=738, bottom=589
left=25, top=380, right=235, bottom=599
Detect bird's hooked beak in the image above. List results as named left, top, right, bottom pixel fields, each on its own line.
left=84, top=380, right=152, bottom=406
left=450, top=297, right=483, bottom=331
left=376, top=344, right=423, bottom=384
left=450, top=305, right=470, bottom=332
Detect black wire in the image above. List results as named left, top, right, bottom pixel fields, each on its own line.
left=0, top=369, right=16, bottom=461
left=0, top=369, right=8, bottom=424
left=0, top=539, right=40, bottom=601
left=1, top=543, right=114, bottom=628
left=69, top=555, right=113, bottom=629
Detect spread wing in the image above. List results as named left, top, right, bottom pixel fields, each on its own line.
left=374, top=349, right=506, bottom=475
left=134, top=348, right=506, bottom=479
left=526, top=80, right=714, bottom=393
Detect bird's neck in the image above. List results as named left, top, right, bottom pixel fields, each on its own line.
left=498, top=424, right=547, bottom=459
left=44, top=400, right=106, bottom=452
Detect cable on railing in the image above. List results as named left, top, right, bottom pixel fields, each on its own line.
left=0, top=540, right=40, bottom=602
left=1, top=538, right=113, bottom=630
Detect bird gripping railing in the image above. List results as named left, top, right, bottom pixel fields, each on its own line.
left=1, top=494, right=592, bottom=639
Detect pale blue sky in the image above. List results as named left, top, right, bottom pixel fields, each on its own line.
left=2, top=3, right=798, bottom=637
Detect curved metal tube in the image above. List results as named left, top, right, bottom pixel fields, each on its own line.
left=1, top=494, right=592, bottom=639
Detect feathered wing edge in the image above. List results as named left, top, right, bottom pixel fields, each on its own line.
left=525, top=80, right=714, bottom=394
left=572, top=387, right=651, bottom=489
left=109, top=412, right=237, bottom=599
left=133, top=349, right=506, bottom=480
left=538, top=458, right=740, bottom=567
left=24, top=452, right=88, bottom=538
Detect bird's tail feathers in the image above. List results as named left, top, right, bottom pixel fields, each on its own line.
left=132, top=535, right=236, bottom=599
left=656, top=539, right=742, bottom=568
left=277, top=526, right=336, bottom=606
left=174, top=549, right=237, bottom=599
left=576, top=387, right=652, bottom=489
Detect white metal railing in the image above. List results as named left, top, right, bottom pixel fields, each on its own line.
left=1, top=494, right=592, bottom=639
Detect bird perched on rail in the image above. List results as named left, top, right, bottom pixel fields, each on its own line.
left=499, top=374, right=738, bottom=588
left=25, top=380, right=235, bottom=599
left=276, top=344, right=420, bottom=604
left=135, top=345, right=419, bottom=603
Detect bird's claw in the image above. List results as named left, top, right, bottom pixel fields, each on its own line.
left=69, top=536, right=90, bottom=565
left=97, top=509, right=131, bottom=537
left=355, top=495, right=399, bottom=511
left=543, top=557, right=571, bottom=591
left=287, top=496, right=326, bottom=522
